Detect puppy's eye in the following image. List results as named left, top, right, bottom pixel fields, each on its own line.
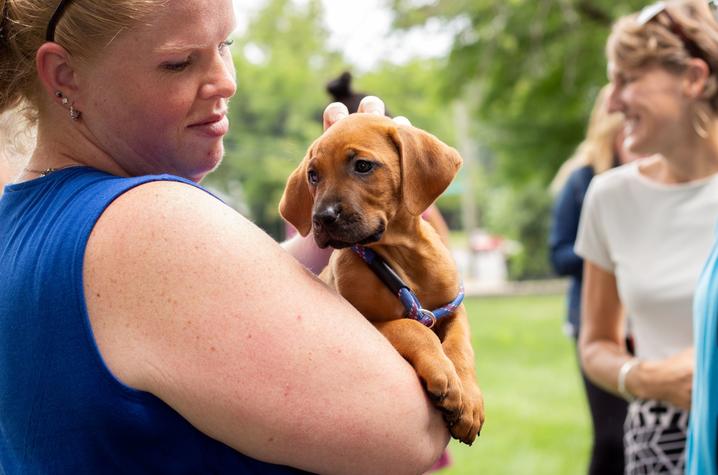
left=354, top=160, right=374, bottom=174
left=307, top=169, right=319, bottom=185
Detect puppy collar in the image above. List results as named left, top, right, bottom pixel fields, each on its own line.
left=351, top=245, right=464, bottom=329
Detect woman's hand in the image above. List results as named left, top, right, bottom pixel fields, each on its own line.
left=629, top=347, right=694, bottom=410
left=323, top=96, right=411, bottom=130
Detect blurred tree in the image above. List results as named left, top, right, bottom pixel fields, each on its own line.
left=484, top=181, right=554, bottom=279
left=384, top=0, right=647, bottom=279
left=386, top=0, right=645, bottom=185
left=358, top=59, right=455, bottom=143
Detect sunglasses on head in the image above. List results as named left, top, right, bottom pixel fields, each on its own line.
left=636, top=1, right=717, bottom=70
left=638, top=0, right=718, bottom=23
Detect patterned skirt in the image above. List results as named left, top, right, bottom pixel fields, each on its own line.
left=624, top=399, right=688, bottom=474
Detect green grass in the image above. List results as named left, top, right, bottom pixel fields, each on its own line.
left=442, top=294, right=590, bottom=475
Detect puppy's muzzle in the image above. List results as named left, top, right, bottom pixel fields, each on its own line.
left=312, top=202, right=384, bottom=249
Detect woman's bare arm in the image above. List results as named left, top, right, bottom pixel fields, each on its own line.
left=578, top=260, right=630, bottom=393
left=579, top=260, right=693, bottom=409
left=84, top=181, right=449, bottom=475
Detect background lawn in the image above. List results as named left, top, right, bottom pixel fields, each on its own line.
left=442, top=294, right=591, bottom=475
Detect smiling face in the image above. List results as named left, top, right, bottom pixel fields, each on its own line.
left=74, top=0, right=237, bottom=181
left=607, top=63, right=692, bottom=156
left=306, top=116, right=403, bottom=249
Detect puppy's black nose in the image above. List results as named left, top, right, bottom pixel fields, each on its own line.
left=313, top=204, right=342, bottom=227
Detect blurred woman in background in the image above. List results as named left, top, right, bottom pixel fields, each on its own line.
left=577, top=1, right=718, bottom=473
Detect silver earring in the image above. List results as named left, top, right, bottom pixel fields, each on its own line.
left=55, top=90, right=81, bottom=121
left=69, top=105, right=81, bottom=121
left=55, top=91, right=68, bottom=105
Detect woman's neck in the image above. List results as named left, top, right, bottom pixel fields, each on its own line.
left=640, top=133, right=718, bottom=184
left=18, top=118, right=129, bottom=182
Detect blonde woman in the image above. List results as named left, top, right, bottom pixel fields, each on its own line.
left=576, top=1, right=718, bottom=473
left=549, top=85, right=639, bottom=475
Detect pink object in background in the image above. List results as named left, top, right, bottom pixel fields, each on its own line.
left=426, top=449, right=452, bottom=473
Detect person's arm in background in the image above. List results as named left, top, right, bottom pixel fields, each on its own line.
left=281, top=232, right=333, bottom=275
left=579, top=260, right=693, bottom=409
left=549, top=169, right=586, bottom=277
left=422, top=203, right=451, bottom=247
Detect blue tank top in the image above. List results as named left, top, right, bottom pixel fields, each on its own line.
left=0, top=167, right=306, bottom=474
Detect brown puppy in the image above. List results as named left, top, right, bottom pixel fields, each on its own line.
left=279, top=113, right=484, bottom=445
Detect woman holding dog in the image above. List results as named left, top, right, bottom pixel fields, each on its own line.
left=0, top=0, right=450, bottom=473
left=577, top=0, right=718, bottom=473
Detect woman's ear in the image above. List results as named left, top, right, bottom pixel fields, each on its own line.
left=35, top=42, right=79, bottom=103
left=684, top=58, right=711, bottom=99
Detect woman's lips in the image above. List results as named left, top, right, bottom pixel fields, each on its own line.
left=188, top=115, right=229, bottom=138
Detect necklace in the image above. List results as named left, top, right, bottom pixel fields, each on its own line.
left=24, top=164, right=81, bottom=177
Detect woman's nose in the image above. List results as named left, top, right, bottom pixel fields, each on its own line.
left=201, top=54, right=237, bottom=100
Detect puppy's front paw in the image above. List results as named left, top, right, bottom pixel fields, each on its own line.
left=414, top=355, right=464, bottom=426
left=450, top=381, right=484, bottom=445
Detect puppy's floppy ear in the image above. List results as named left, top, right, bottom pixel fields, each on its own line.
left=390, top=124, right=463, bottom=216
left=279, top=143, right=316, bottom=237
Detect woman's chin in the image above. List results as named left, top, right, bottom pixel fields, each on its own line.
left=624, top=134, right=649, bottom=156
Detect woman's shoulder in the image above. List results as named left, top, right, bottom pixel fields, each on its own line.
left=92, top=178, right=242, bottom=261
left=588, top=160, right=641, bottom=195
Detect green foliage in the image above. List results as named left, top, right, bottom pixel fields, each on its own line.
left=485, top=181, right=553, bottom=279
left=358, top=59, right=456, bottom=144
left=446, top=294, right=590, bottom=474
left=387, top=0, right=646, bottom=185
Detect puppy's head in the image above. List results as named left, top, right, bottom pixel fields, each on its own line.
left=279, top=114, right=462, bottom=249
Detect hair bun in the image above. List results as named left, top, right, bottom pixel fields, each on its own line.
left=326, top=71, right=353, bottom=100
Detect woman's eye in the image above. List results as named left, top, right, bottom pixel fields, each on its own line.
left=354, top=160, right=374, bottom=174
left=219, top=39, right=235, bottom=51
left=163, top=59, right=191, bottom=72
left=307, top=169, right=319, bottom=185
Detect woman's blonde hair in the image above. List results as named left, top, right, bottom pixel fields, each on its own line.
left=607, top=0, right=718, bottom=111
left=0, top=0, right=163, bottom=122
left=550, top=85, right=623, bottom=193
left=0, top=107, right=34, bottom=188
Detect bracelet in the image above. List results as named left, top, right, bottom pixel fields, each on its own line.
left=617, top=358, right=641, bottom=402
